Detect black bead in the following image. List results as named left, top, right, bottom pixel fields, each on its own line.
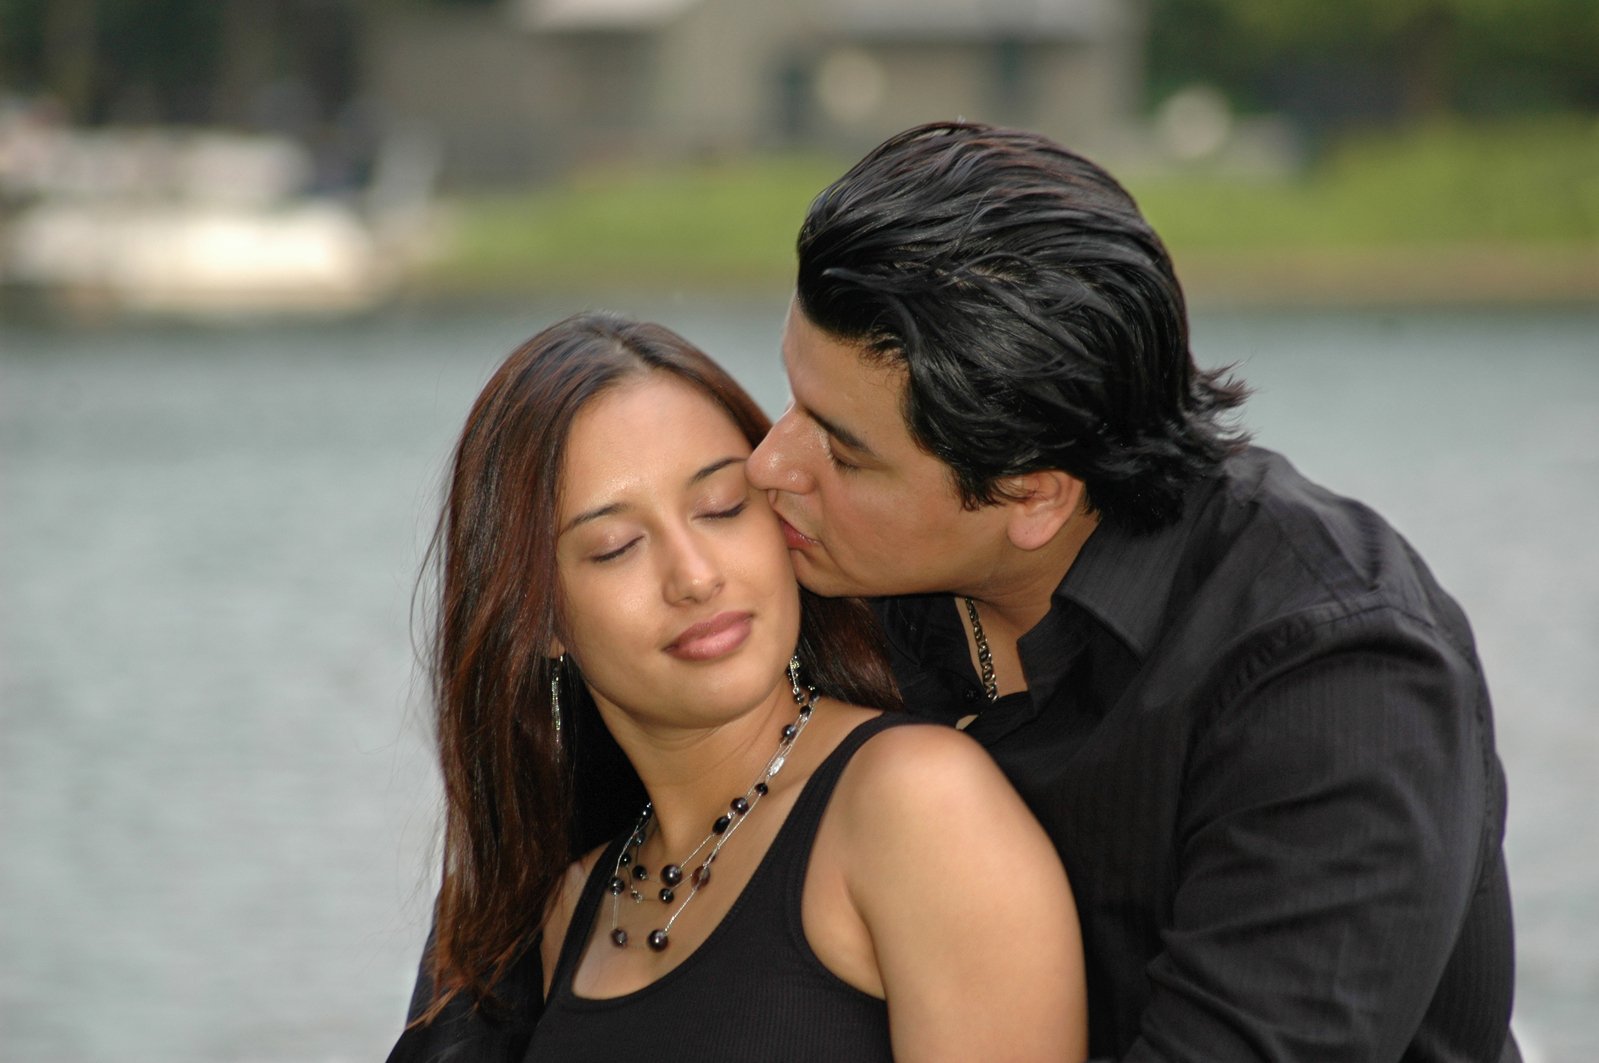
left=608, top=877, right=625, bottom=895
left=782, top=723, right=798, bottom=740
left=661, top=864, right=683, bottom=886
left=800, top=702, right=813, bottom=716
left=754, top=782, right=768, bottom=796
left=659, top=887, right=675, bottom=903
left=731, top=796, right=750, bottom=815
left=610, top=928, right=627, bottom=948
left=618, top=850, right=632, bottom=866
left=692, top=863, right=712, bottom=886
left=647, top=930, right=669, bottom=952
left=632, top=864, right=649, bottom=880
left=712, top=815, right=731, bottom=834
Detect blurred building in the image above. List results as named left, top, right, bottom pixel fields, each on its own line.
left=369, top=0, right=1146, bottom=186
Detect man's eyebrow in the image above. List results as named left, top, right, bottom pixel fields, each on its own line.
left=805, top=406, right=876, bottom=458
left=561, top=457, right=742, bottom=534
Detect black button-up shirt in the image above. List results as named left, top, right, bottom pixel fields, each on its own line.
left=874, top=446, right=1517, bottom=1062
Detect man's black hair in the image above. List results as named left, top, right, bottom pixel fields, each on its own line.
left=796, top=120, right=1250, bottom=533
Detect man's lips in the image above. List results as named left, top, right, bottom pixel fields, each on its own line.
left=777, top=516, right=819, bottom=551
left=665, top=611, right=753, bottom=661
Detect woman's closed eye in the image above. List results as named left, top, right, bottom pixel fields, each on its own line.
left=588, top=500, right=744, bottom=563
left=591, top=537, right=641, bottom=563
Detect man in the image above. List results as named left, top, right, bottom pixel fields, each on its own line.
left=747, top=121, right=1517, bottom=1062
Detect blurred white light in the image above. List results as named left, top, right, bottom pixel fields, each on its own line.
left=815, top=48, right=887, bottom=128
left=1157, top=84, right=1234, bottom=162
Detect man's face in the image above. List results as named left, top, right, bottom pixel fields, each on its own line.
left=747, top=301, right=1009, bottom=599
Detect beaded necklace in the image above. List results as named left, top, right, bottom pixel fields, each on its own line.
left=607, top=661, right=817, bottom=953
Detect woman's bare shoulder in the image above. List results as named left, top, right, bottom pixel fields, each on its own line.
left=828, top=717, right=1062, bottom=887
left=838, top=718, right=1014, bottom=813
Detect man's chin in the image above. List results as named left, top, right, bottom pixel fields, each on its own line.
left=788, top=552, right=868, bottom=599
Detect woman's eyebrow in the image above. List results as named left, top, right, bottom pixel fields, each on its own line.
left=562, top=501, right=626, bottom=535
left=561, top=456, right=743, bottom=535
left=689, top=456, right=744, bottom=484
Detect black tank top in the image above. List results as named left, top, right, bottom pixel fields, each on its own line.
left=526, top=714, right=917, bottom=1061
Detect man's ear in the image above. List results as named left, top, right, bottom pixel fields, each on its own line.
left=1001, top=470, right=1086, bottom=552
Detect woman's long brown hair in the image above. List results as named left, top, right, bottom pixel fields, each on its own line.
left=416, top=312, right=902, bottom=1022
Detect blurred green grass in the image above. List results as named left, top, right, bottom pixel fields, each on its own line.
left=422, top=117, right=1599, bottom=298
left=1135, top=117, right=1599, bottom=249
left=428, top=155, right=846, bottom=293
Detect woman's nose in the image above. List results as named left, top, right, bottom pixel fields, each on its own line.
left=663, top=532, right=724, bottom=603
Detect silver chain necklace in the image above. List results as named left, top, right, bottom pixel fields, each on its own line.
left=606, top=660, right=817, bottom=953
left=963, top=597, right=999, bottom=703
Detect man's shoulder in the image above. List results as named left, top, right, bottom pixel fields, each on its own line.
left=870, top=447, right=1477, bottom=685
left=1193, top=446, right=1474, bottom=657
left=1217, top=447, right=1435, bottom=599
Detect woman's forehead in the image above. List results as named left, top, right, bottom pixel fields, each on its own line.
left=558, top=375, right=749, bottom=502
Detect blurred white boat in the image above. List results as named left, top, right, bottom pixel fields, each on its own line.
left=0, top=121, right=439, bottom=318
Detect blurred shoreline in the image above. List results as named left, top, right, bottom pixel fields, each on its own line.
left=390, top=243, right=1599, bottom=311
left=5, top=248, right=1594, bottom=332
left=1171, top=244, right=1599, bottom=308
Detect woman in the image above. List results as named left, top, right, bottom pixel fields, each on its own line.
left=390, top=313, right=1085, bottom=1061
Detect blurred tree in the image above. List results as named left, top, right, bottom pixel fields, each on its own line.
left=39, top=0, right=97, bottom=120
left=1147, top=0, right=1599, bottom=126
left=0, top=0, right=227, bottom=122
left=2, top=0, right=1593, bottom=132
left=0, top=0, right=360, bottom=126
left=1454, top=0, right=1599, bottom=113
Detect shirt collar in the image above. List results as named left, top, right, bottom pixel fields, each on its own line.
left=1007, top=477, right=1214, bottom=719
left=1053, top=486, right=1207, bottom=661
left=874, top=472, right=1219, bottom=727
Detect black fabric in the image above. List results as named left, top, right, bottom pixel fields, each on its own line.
left=524, top=713, right=909, bottom=1061
left=874, top=446, right=1518, bottom=1063
left=384, top=928, right=542, bottom=1063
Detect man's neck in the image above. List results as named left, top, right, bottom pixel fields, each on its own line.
left=958, top=508, right=1100, bottom=696
left=969, top=508, right=1099, bottom=638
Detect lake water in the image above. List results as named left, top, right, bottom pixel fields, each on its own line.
left=2, top=297, right=1596, bottom=1061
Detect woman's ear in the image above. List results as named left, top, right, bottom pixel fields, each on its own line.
left=548, top=637, right=566, bottom=659
left=1001, top=470, right=1087, bottom=552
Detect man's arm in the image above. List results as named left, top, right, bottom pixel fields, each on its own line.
left=1122, top=609, right=1508, bottom=1061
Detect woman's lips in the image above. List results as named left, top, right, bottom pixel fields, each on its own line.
left=665, top=611, right=754, bottom=661
left=778, top=517, right=819, bottom=551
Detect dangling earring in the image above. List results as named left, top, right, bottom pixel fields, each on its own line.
left=550, top=653, right=566, bottom=748
left=787, top=654, right=814, bottom=707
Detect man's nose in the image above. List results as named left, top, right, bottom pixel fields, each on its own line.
left=748, top=406, right=812, bottom=494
